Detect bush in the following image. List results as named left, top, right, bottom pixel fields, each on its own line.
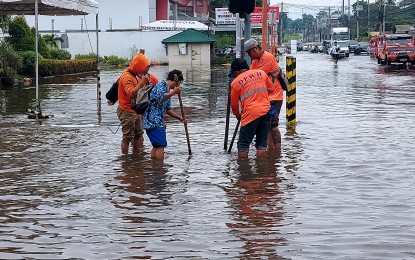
left=49, top=48, right=71, bottom=60
left=75, top=53, right=100, bottom=60
left=75, top=53, right=128, bottom=67
left=102, top=55, right=128, bottom=66
left=0, top=41, right=22, bottom=78
left=39, top=59, right=97, bottom=76
left=18, top=51, right=38, bottom=76
left=217, top=35, right=235, bottom=48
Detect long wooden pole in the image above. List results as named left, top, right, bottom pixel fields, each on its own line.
left=175, top=75, right=191, bottom=155
left=228, top=119, right=240, bottom=153
left=224, top=82, right=231, bottom=150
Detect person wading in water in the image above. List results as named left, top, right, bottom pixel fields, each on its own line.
left=229, top=58, right=275, bottom=158
left=244, top=38, right=284, bottom=152
left=331, top=41, right=340, bottom=66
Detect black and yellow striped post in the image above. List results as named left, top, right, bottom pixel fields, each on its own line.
left=285, top=56, right=296, bottom=128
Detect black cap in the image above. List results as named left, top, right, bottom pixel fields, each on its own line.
left=229, top=58, right=249, bottom=77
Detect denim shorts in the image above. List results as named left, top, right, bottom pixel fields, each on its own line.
left=237, top=113, right=271, bottom=153
left=146, top=127, right=167, bottom=148
left=270, top=100, right=283, bottom=127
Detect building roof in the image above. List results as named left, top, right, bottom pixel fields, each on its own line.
left=0, top=0, right=98, bottom=16
left=162, top=29, right=217, bottom=44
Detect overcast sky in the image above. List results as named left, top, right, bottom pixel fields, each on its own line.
left=25, top=0, right=350, bottom=31
left=270, top=0, right=347, bottom=19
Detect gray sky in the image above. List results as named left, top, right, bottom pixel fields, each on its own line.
left=26, top=0, right=149, bottom=31
left=270, top=0, right=347, bottom=19
left=25, top=0, right=349, bottom=31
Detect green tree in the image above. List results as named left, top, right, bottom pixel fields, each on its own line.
left=6, top=16, right=49, bottom=58
left=7, top=16, right=34, bottom=52
left=43, top=34, right=61, bottom=49
left=0, top=41, right=23, bottom=78
left=0, top=15, right=11, bottom=34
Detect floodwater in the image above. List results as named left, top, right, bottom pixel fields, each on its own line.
left=1, top=53, right=415, bottom=259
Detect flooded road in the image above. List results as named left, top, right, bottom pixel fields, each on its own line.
left=1, top=52, right=415, bottom=259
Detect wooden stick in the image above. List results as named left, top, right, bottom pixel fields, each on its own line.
left=175, top=74, right=192, bottom=155
left=228, top=118, right=240, bottom=153
left=224, top=83, right=231, bottom=151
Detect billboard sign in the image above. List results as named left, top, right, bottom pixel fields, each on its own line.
left=251, top=7, right=280, bottom=23
left=215, top=8, right=238, bottom=25
left=215, top=7, right=280, bottom=25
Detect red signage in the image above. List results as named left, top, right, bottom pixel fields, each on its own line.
left=251, top=6, right=280, bottom=24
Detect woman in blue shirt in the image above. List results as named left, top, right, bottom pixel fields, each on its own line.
left=142, top=70, right=186, bottom=160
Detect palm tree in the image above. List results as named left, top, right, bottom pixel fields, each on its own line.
left=42, top=34, right=61, bottom=49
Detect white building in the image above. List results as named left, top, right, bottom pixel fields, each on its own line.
left=23, top=0, right=209, bottom=63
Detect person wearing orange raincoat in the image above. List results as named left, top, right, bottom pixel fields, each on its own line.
left=117, top=53, right=158, bottom=154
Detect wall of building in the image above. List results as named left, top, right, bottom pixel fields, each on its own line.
left=167, top=42, right=211, bottom=67
left=156, top=0, right=169, bottom=21
left=54, top=31, right=178, bottom=63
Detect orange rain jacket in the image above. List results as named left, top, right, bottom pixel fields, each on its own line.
left=231, top=69, right=274, bottom=126
left=118, top=53, right=154, bottom=113
left=250, top=51, right=283, bottom=101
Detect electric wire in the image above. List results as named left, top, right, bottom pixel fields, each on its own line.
left=83, top=15, right=94, bottom=53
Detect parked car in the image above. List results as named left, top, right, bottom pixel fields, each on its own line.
left=345, top=40, right=359, bottom=53
left=317, top=43, right=324, bottom=53
left=354, top=42, right=370, bottom=55
left=277, top=44, right=286, bottom=55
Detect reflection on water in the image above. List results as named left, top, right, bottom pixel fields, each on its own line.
left=225, top=156, right=286, bottom=259
left=1, top=54, right=415, bottom=259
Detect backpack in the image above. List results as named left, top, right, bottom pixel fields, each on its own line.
left=277, top=67, right=289, bottom=91
left=132, top=84, right=154, bottom=115
left=105, top=70, right=135, bottom=104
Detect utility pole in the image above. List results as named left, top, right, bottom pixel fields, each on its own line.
left=262, top=0, right=268, bottom=50
left=382, top=0, right=386, bottom=33
left=356, top=3, right=360, bottom=39
left=235, top=13, right=241, bottom=58
left=367, top=0, right=370, bottom=36
left=302, top=8, right=304, bottom=41
left=279, top=2, right=283, bottom=45
left=348, top=0, right=351, bottom=38
left=342, top=0, right=345, bottom=16
left=328, top=6, right=331, bottom=40
left=245, top=14, right=252, bottom=64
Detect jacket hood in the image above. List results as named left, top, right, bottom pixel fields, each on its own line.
left=128, top=53, right=150, bottom=75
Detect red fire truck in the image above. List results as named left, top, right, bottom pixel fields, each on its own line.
left=377, top=34, right=415, bottom=66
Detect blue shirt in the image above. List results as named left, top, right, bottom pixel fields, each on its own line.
left=142, top=80, right=172, bottom=130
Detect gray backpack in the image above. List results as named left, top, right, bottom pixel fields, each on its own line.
left=132, top=84, right=154, bottom=115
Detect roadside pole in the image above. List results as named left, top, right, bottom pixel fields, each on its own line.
left=262, top=0, right=268, bottom=50
left=244, top=14, right=251, bottom=64
left=235, top=13, right=241, bottom=58
left=286, top=56, right=296, bottom=128
left=96, top=13, right=102, bottom=124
